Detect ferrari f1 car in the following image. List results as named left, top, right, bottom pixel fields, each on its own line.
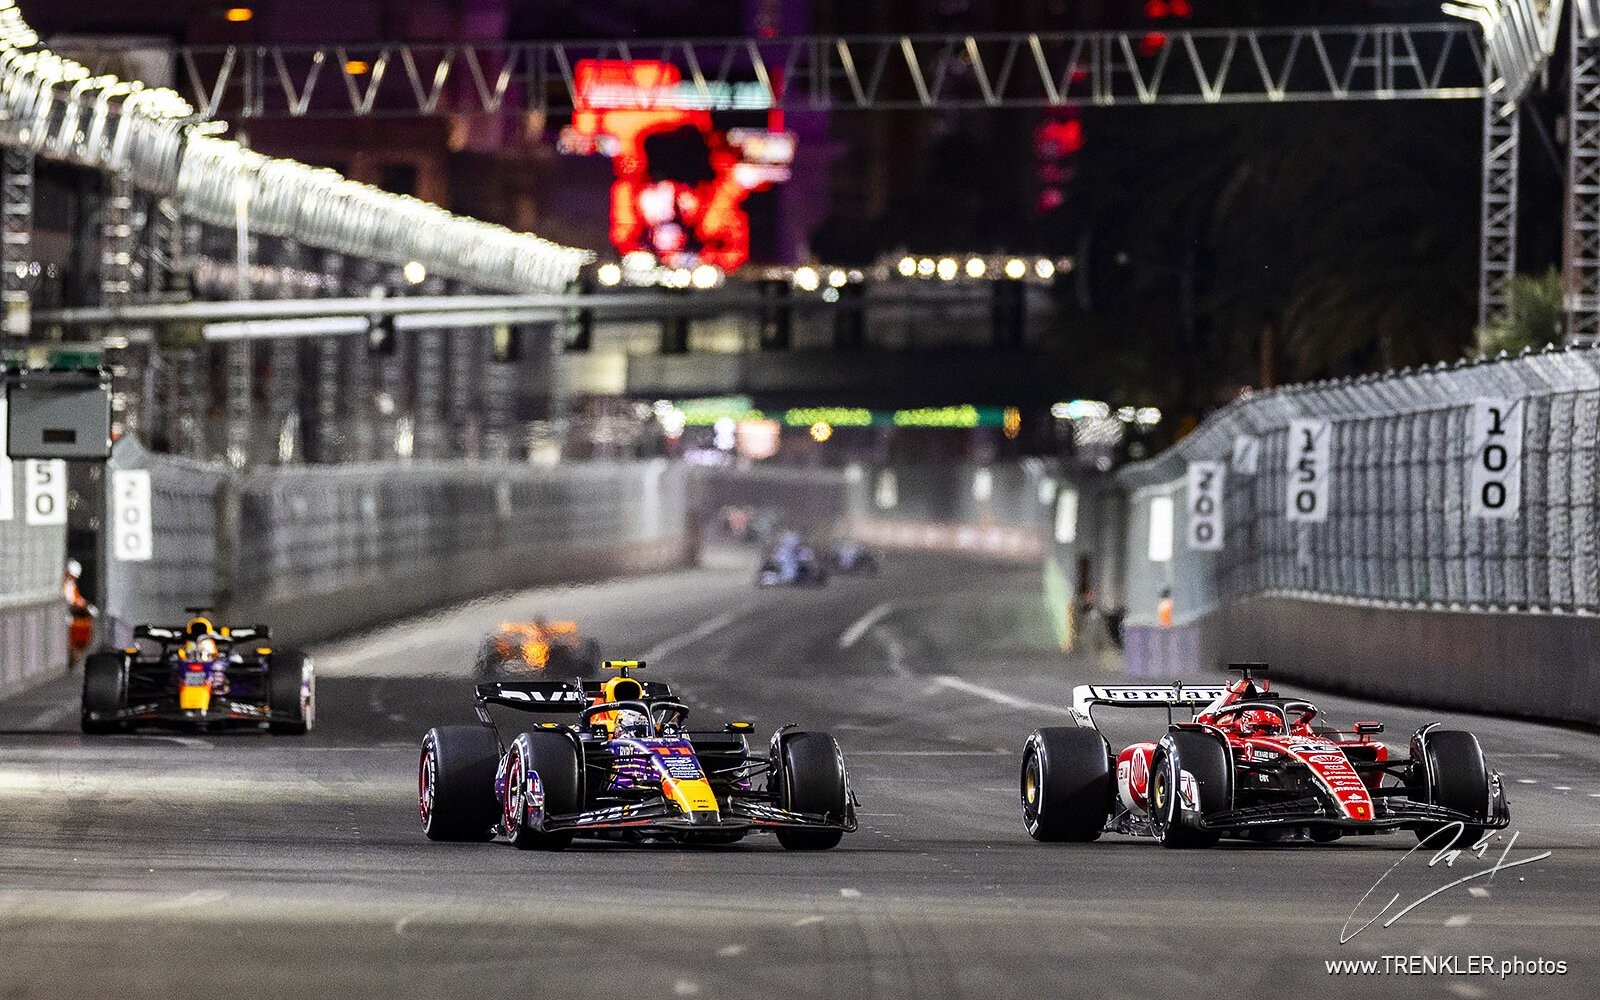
left=81, top=609, right=314, bottom=734
left=418, top=660, right=857, bottom=850
left=475, top=620, right=602, bottom=679
left=1020, top=664, right=1509, bottom=848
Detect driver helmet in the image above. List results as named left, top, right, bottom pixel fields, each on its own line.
left=614, top=709, right=652, bottom=738
left=1237, top=708, right=1284, bottom=737
left=182, top=636, right=220, bottom=664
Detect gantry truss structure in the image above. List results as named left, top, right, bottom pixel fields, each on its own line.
left=49, top=15, right=1600, bottom=340
left=1568, top=2, right=1600, bottom=341
left=147, top=24, right=1487, bottom=118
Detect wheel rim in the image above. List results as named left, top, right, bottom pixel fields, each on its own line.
left=503, top=750, right=523, bottom=834
left=418, top=747, right=435, bottom=828
left=1022, top=752, right=1041, bottom=820
left=1151, top=759, right=1169, bottom=829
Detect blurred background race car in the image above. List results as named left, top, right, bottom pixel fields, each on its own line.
left=829, top=539, right=880, bottom=576
left=475, top=620, right=602, bottom=679
left=81, top=609, right=314, bottom=734
left=756, top=530, right=829, bottom=587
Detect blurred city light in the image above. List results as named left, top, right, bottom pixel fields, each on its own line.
left=897, top=256, right=917, bottom=277
left=916, top=257, right=935, bottom=276
left=821, top=287, right=840, bottom=302
left=1004, top=258, right=1027, bottom=279
left=936, top=258, right=958, bottom=281
left=972, top=468, right=994, bottom=502
left=1034, top=258, right=1056, bottom=280
left=965, top=257, right=987, bottom=278
left=690, top=264, right=720, bottom=289
left=809, top=421, right=833, bottom=442
left=793, top=266, right=820, bottom=291
left=828, top=269, right=848, bottom=288
left=224, top=7, right=254, bottom=22
left=1003, top=406, right=1022, bottom=439
left=344, top=60, right=371, bottom=76
left=596, top=263, right=622, bottom=286
left=402, top=261, right=427, bottom=285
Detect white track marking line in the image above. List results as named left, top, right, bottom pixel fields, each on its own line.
left=715, top=944, right=745, bottom=957
left=930, top=676, right=1075, bottom=716
left=1444, top=914, right=1472, bottom=927
left=316, top=629, right=448, bottom=673
left=838, top=602, right=895, bottom=649
left=848, top=750, right=1007, bottom=756
left=839, top=888, right=861, bottom=898
left=880, top=630, right=912, bottom=679
left=639, top=610, right=742, bottom=662
left=791, top=915, right=825, bottom=927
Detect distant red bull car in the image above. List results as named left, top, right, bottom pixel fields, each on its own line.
left=1020, top=663, right=1509, bottom=848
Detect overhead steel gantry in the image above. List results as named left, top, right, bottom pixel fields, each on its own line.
left=153, top=24, right=1489, bottom=117
left=131, top=23, right=1528, bottom=332
left=59, top=15, right=1596, bottom=336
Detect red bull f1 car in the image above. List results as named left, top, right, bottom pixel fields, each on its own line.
left=418, top=660, right=858, bottom=850
left=1020, top=664, right=1509, bottom=848
left=81, top=610, right=314, bottom=734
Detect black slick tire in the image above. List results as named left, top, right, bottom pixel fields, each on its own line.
left=267, top=650, right=314, bottom=734
left=504, top=732, right=580, bottom=851
left=1149, top=732, right=1228, bottom=849
left=81, top=651, right=129, bottom=734
left=419, top=725, right=501, bottom=842
left=774, top=732, right=847, bottom=850
left=1414, top=730, right=1492, bottom=849
left=1020, top=727, right=1112, bottom=842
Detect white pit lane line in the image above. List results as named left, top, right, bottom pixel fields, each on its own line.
left=638, top=609, right=743, bottom=662
left=929, top=676, right=1075, bottom=717
left=837, top=601, right=896, bottom=649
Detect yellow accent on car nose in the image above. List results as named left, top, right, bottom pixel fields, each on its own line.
left=663, top=776, right=719, bottom=817
left=179, top=685, right=212, bottom=712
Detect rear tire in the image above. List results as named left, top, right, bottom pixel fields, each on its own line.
left=773, top=732, right=847, bottom=850
left=419, top=726, right=501, bottom=842
left=267, top=650, right=314, bottom=734
left=1149, top=732, right=1229, bottom=849
left=81, top=651, right=129, bottom=734
left=504, top=732, right=580, bottom=851
left=1413, top=730, right=1492, bottom=848
left=1020, top=727, right=1111, bottom=842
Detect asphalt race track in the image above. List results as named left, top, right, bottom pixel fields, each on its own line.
left=2, top=551, right=1597, bottom=999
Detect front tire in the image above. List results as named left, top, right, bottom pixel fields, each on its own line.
left=1149, top=732, right=1229, bottom=849
left=773, top=732, right=848, bottom=850
left=419, top=726, right=501, bottom=842
left=1413, top=730, right=1493, bottom=848
left=504, top=732, right=580, bottom=851
left=81, top=651, right=129, bottom=734
left=267, top=650, right=314, bottom=734
left=1020, top=727, right=1111, bottom=842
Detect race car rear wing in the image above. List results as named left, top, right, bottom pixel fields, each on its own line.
left=473, top=679, right=679, bottom=721
left=1069, top=683, right=1231, bottom=727
left=133, top=623, right=271, bottom=642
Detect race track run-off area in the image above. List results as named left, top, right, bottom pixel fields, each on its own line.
left=1, top=552, right=1597, bottom=1000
